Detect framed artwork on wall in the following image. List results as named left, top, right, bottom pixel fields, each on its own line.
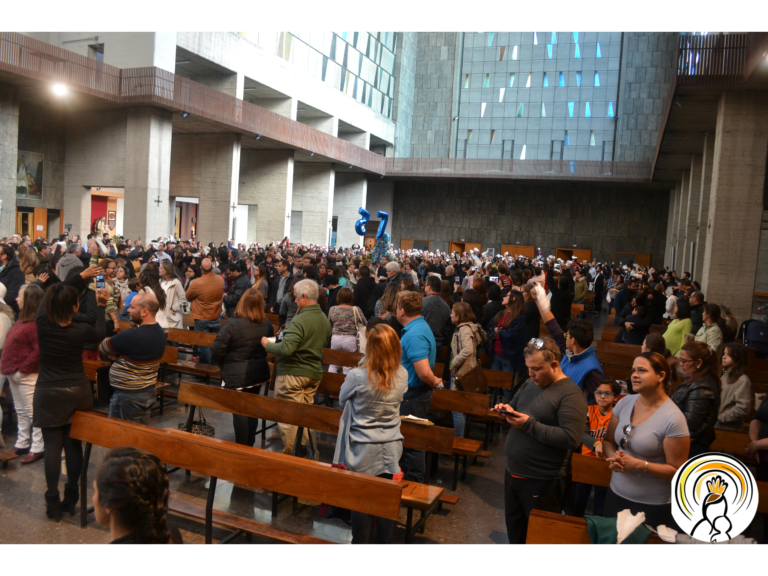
left=16, top=150, right=44, bottom=199
left=108, top=210, right=116, bottom=229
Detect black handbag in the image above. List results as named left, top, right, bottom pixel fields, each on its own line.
left=179, top=408, right=215, bottom=437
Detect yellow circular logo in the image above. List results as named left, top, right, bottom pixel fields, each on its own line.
left=672, top=453, right=758, bottom=542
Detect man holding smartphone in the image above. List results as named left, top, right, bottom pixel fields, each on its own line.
left=493, top=337, right=586, bottom=544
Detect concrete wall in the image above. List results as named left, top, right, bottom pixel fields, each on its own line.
left=63, top=110, right=127, bottom=237
left=239, top=150, right=294, bottom=245
left=392, top=33, right=418, bottom=158
left=456, top=32, right=621, bottom=161
left=292, top=162, right=335, bottom=245
left=411, top=32, right=461, bottom=158
left=334, top=173, right=367, bottom=247
left=391, top=180, right=669, bottom=265
left=16, top=103, right=66, bottom=211
left=614, top=33, right=678, bottom=162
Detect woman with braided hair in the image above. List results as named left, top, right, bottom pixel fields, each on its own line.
left=93, top=446, right=180, bottom=544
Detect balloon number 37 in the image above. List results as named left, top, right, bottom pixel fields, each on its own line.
left=354, top=208, right=389, bottom=240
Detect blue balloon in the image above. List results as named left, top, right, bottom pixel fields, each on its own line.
left=375, top=211, right=389, bottom=240
left=355, top=207, right=370, bottom=236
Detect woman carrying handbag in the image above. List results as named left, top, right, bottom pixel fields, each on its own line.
left=449, top=302, right=487, bottom=437
left=328, top=287, right=366, bottom=374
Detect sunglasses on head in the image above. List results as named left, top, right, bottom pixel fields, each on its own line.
left=528, top=338, right=545, bottom=349
left=619, top=424, right=633, bottom=450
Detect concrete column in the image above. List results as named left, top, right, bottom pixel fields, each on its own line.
left=694, top=132, right=715, bottom=283
left=701, top=91, right=768, bottom=322
left=239, top=150, right=294, bottom=245
left=124, top=108, right=173, bottom=241
left=682, top=157, right=703, bottom=277
left=169, top=196, right=177, bottom=236
left=668, top=182, right=682, bottom=269
left=0, top=82, right=19, bottom=238
left=334, top=173, right=367, bottom=247
left=292, top=163, right=335, bottom=246
left=664, top=189, right=676, bottom=268
left=675, top=172, right=690, bottom=269
left=169, top=132, right=241, bottom=244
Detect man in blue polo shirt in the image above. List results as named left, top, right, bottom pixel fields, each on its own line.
left=397, top=291, right=443, bottom=482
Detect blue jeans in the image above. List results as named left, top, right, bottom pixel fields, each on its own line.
left=491, top=356, right=515, bottom=402
left=450, top=375, right=465, bottom=437
left=567, top=482, right=607, bottom=517
left=109, top=389, right=157, bottom=425
left=399, top=386, right=432, bottom=483
left=194, top=318, right=221, bottom=365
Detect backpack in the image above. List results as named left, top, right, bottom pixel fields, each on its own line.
left=738, top=319, right=768, bottom=359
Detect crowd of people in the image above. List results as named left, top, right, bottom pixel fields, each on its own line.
left=0, top=231, right=765, bottom=544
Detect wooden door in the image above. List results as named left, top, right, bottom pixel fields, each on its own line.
left=572, top=249, right=592, bottom=263
left=59, top=210, right=64, bottom=236
left=464, top=242, right=482, bottom=254
left=449, top=242, right=466, bottom=254
left=635, top=253, right=651, bottom=267
left=556, top=248, right=573, bottom=262
left=33, top=208, right=48, bottom=239
left=400, top=238, right=414, bottom=250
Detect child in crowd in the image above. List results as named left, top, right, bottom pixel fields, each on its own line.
left=118, top=278, right=140, bottom=322
left=568, top=378, right=621, bottom=517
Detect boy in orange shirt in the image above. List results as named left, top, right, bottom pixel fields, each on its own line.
left=568, top=378, right=621, bottom=517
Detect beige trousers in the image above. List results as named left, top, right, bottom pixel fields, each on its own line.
left=274, top=374, right=321, bottom=459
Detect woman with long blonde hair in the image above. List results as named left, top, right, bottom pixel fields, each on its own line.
left=333, top=323, right=408, bottom=543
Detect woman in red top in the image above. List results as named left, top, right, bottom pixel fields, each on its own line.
left=1, top=284, right=45, bottom=463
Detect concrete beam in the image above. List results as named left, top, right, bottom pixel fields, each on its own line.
left=701, top=91, right=768, bottom=322
left=0, top=82, right=19, bottom=238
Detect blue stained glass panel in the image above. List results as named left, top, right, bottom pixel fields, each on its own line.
left=559, top=72, right=564, bottom=86
left=568, top=102, right=574, bottom=117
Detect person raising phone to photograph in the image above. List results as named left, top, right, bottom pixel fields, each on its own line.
left=493, top=337, right=587, bottom=544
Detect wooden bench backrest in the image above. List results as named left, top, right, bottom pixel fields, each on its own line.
left=596, top=351, right=636, bottom=369
left=317, top=371, right=346, bottom=394
left=161, top=346, right=179, bottom=365
left=266, top=313, right=279, bottom=326
left=594, top=341, right=642, bottom=357
left=746, top=365, right=768, bottom=384
left=178, top=381, right=455, bottom=456
left=430, top=388, right=491, bottom=417
left=483, top=368, right=514, bottom=389
left=322, top=348, right=363, bottom=369
left=709, top=429, right=749, bottom=455
left=167, top=328, right=216, bottom=347
left=527, top=510, right=665, bottom=544
left=601, top=365, right=630, bottom=382
left=83, top=360, right=109, bottom=382
left=70, top=411, right=402, bottom=520
left=572, top=450, right=768, bottom=514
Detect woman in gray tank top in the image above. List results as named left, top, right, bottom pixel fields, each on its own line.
left=602, top=352, right=690, bottom=528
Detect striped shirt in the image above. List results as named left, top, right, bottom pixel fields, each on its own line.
left=99, top=323, right=167, bottom=391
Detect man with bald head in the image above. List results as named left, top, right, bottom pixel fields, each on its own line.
left=99, top=293, right=167, bottom=424
left=185, top=257, right=225, bottom=364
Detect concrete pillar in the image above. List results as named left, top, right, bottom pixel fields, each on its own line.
left=334, top=173, right=367, bottom=247
left=169, top=132, right=241, bottom=244
left=664, top=189, right=676, bottom=268
left=339, top=131, right=371, bottom=150
left=682, top=157, right=702, bottom=277
left=239, top=150, right=294, bottom=245
left=292, top=163, right=335, bottom=246
left=668, top=181, right=682, bottom=270
left=675, top=172, right=690, bottom=269
left=169, top=196, right=177, bottom=236
left=694, top=132, right=715, bottom=283
left=701, top=91, right=768, bottom=322
left=0, top=82, right=19, bottom=238
left=124, top=108, right=173, bottom=241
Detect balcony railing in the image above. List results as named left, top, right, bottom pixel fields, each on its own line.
left=384, top=158, right=652, bottom=182
left=677, top=33, right=764, bottom=85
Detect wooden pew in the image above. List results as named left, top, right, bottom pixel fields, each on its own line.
left=709, top=429, right=749, bottom=456
left=595, top=341, right=641, bottom=357
left=322, top=348, right=363, bottom=369
left=571, top=451, right=768, bottom=514
left=70, top=411, right=403, bottom=543
left=526, top=510, right=665, bottom=544
left=178, top=381, right=471, bottom=494
left=265, top=313, right=279, bottom=326
left=164, top=328, right=221, bottom=383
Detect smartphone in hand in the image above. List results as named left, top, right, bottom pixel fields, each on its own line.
left=96, top=274, right=105, bottom=289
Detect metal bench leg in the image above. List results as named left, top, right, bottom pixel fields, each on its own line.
left=452, top=455, right=459, bottom=491
left=291, top=426, right=305, bottom=457
left=461, top=455, right=468, bottom=481
left=405, top=507, right=414, bottom=543
left=80, top=442, right=92, bottom=528
left=272, top=492, right=279, bottom=518
left=184, top=406, right=196, bottom=476
left=205, top=476, right=218, bottom=544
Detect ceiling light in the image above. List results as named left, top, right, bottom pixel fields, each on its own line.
left=255, top=134, right=261, bottom=140
left=52, top=84, right=68, bottom=96
left=181, top=111, right=190, bottom=119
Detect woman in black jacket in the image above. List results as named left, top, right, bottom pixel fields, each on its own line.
left=210, top=288, right=274, bottom=447
left=64, top=267, right=99, bottom=360
left=672, top=341, right=721, bottom=457
left=33, top=266, right=108, bottom=521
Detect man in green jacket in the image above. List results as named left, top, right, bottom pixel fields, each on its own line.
left=263, top=279, right=331, bottom=458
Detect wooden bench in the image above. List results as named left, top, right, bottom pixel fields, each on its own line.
left=572, top=451, right=768, bottom=514
left=526, top=510, right=665, bottom=544
left=164, top=328, right=221, bottom=383
left=70, top=411, right=404, bottom=543
left=709, top=429, right=749, bottom=456
left=265, top=313, right=279, bottom=326
left=322, top=348, right=363, bottom=369
left=0, top=449, right=19, bottom=469
left=178, top=381, right=470, bottom=497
